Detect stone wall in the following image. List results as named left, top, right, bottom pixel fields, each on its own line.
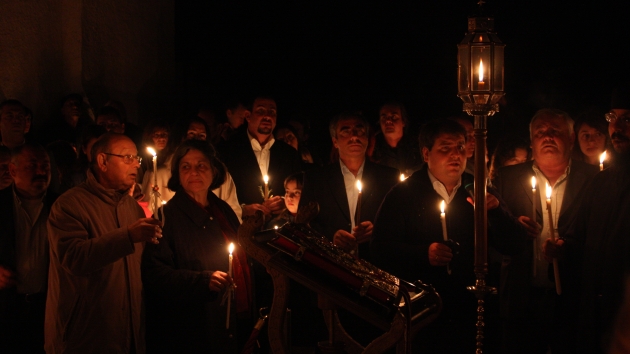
left=0, top=0, right=175, bottom=127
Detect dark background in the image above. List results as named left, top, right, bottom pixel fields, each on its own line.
left=174, top=1, right=630, bottom=152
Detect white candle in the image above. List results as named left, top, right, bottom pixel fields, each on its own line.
left=600, top=151, right=607, bottom=171
left=263, top=175, right=269, bottom=201
left=147, top=147, right=158, bottom=215
left=226, top=243, right=234, bottom=329
left=355, top=180, right=362, bottom=225
left=546, top=183, right=562, bottom=295
left=531, top=176, right=538, bottom=277
left=440, top=200, right=451, bottom=275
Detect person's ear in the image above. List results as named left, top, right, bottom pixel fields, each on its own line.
left=422, top=147, right=430, bottom=162
left=96, top=153, right=108, bottom=171
left=332, top=137, right=339, bottom=150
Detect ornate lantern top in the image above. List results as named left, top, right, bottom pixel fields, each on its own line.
left=457, top=6, right=505, bottom=116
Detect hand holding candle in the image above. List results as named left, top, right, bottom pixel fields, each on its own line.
left=546, top=183, right=562, bottom=295
left=440, top=200, right=451, bottom=275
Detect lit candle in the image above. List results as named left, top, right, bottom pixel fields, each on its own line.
left=263, top=175, right=270, bottom=201
left=546, top=183, right=562, bottom=295
left=226, top=243, right=234, bottom=329
left=531, top=176, right=537, bottom=277
left=400, top=173, right=405, bottom=181
left=147, top=147, right=158, bottom=215
left=600, top=151, right=607, bottom=171
left=355, top=180, right=362, bottom=225
left=440, top=200, right=451, bottom=275
left=478, top=59, right=485, bottom=90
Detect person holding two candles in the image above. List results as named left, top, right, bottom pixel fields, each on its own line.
left=371, top=119, right=527, bottom=353
left=141, top=140, right=252, bottom=353
left=541, top=86, right=630, bottom=354
left=492, top=108, right=598, bottom=353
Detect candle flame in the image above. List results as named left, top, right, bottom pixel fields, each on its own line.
left=356, top=180, right=362, bottom=192
left=479, top=59, right=484, bottom=82
left=146, top=147, right=157, bottom=157
left=546, top=182, right=552, bottom=200
left=600, top=151, right=607, bottom=164
left=161, top=201, right=167, bottom=205
left=228, top=242, right=234, bottom=255
left=263, top=175, right=269, bottom=184
left=400, top=174, right=405, bottom=181
left=440, top=200, right=445, bottom=214
left=531, top=176, right=537, bottom=190
left=274, top=225, right=278, bottom=230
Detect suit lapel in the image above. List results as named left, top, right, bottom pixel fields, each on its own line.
left=327, top=163, right=351, bottom=222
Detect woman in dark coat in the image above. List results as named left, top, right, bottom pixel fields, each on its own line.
left=142, top=139, right=253, bottom=353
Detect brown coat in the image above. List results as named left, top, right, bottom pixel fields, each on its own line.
left=45, top=171, right=146, bottom=354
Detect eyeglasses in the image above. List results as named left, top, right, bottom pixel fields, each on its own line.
left=605, top=112, right=630, bottom=125
left=103, top=153, right=142, bottom=164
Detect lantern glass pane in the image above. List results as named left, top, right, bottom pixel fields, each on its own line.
left=493, top=45, right=505, bottom=92
left=471, top=46, right=491, bottom=91
left=458, top=45, right=470, bottom=93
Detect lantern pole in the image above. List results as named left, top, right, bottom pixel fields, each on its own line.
left=457, top=3, right=505, bottom=353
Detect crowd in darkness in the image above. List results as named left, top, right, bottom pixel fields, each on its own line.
left=1, top=86, right=630, bottom=353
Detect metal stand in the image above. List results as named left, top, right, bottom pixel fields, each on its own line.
left=464, top=106, right=498, bottom=354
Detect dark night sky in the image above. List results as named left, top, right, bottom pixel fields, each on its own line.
left=174, top=1, right=630, bottom=149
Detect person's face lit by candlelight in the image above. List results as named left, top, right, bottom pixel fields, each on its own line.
left=247, top=98, right=277, bottom=142
left=332, top=117, right=368, bottom=160
left=423, top=133, right=466, bottom=187
left=577, top=123, right=607, bottom=162
left=178, top=148, right=214, bottom=199
left=284, top=180, right=301, bottom=214
left=379, top=105, right=405, bottom=146
left=530, top=113, right=574, bottom=165
left=186, top=121, right=208, bottom=141
left=607, top=109, right=630, bottom=154
left=455, top=118, right=475, bottom=158
left=151, top=128, right=169, bottom=151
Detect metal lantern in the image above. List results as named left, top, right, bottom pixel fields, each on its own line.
left=458, top=8, right=505, bottom=354
left=457, top=15, right=505, bottom=116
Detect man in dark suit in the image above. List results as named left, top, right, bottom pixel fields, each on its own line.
left=0, top=143, right=57, bottom=353
left=300, top=111, right=400, bottom=261
left=492, top=108, right=598, bottom=353
left=219, top=95, right=302, bottom=218
left=371, top=119, right=526, bottom=353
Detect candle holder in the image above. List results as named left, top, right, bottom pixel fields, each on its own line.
left=457, top=3, right=504, bottom=353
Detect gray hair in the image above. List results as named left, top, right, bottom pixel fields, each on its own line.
left=529, top=108, right=574, bottom=138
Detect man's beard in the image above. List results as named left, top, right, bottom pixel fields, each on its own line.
left=258, top=126, right=272, bottom=135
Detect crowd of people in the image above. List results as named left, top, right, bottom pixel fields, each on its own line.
left=0, top=87, right=629, bottom=353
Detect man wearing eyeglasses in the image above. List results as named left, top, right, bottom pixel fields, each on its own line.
left=542, top=86, right=630, bottom=354
left=492, top=109, right=598, bottom=353
left=45, top=133, right=162, bottom=353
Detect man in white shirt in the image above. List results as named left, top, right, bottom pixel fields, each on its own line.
left=372, top=118, right=526, bottom=353
left=492, top=108, right=598, bottom=353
